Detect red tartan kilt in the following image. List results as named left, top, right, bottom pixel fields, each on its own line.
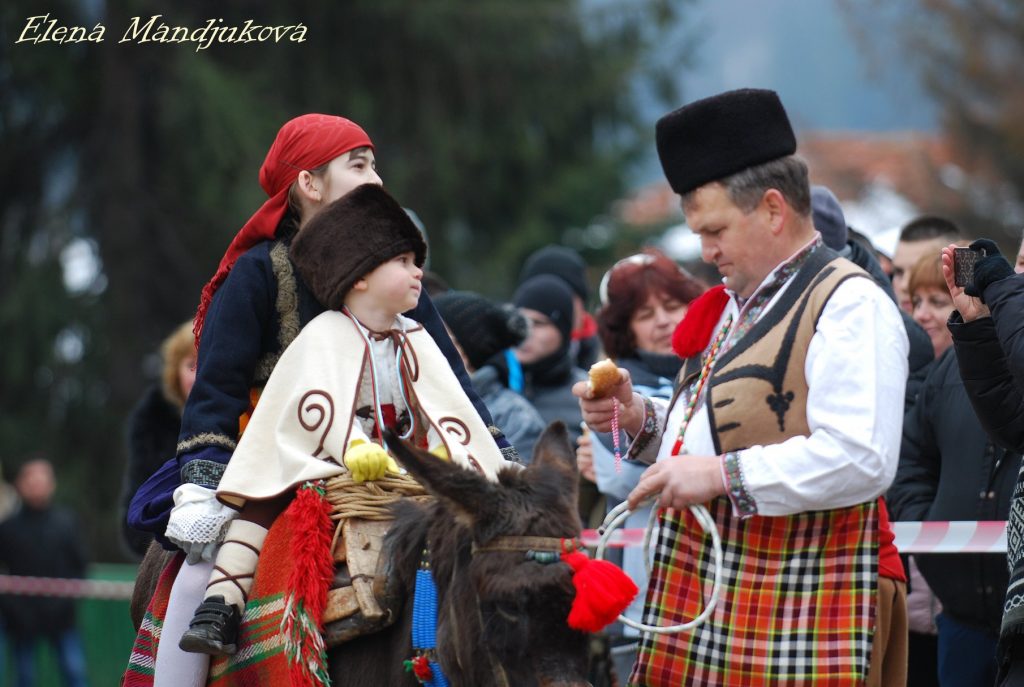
left=635, top=498, right=879, bottom=686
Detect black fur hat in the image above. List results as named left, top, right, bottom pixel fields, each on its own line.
left=656, top=88, right=797, bottom=195
left=289, top=184, right=427, bottom=309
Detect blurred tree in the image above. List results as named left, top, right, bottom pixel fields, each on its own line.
left=1, top=0, right=114, bottom=557
left=841, top=0, right=1024, bottom=246
left=2, top=0, right=691, bottom=559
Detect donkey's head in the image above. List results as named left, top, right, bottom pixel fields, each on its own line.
left=388, top=422, right=592, bottom=687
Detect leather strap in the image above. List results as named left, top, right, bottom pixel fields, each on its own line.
left=472, top=536, right=583, bottom=555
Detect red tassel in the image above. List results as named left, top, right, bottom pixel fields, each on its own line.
left=672, top=285, right=730, bottom=359
left=284, top=483, right=334, bottom=687
left=287, top=484, right=334, bottom=627
left=412, top=656, right=433, bottom=681
left=561, top=551, right=638, bottom=633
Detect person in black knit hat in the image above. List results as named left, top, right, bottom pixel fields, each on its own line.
left=513, top=275, right=598, bottom=525
left=435, top=291, right=546, bottom=460
left=520, top=245, right=601, bottom=368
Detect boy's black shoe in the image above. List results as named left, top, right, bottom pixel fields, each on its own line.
left=178, top=595, right=240, bottom=656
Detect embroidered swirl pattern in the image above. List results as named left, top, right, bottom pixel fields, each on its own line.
left=298, top=390, right=335, bottom=458
left=438, top=416, right=471, bottom=446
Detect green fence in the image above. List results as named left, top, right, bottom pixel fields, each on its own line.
left=2, top=563, right=139, bottom=687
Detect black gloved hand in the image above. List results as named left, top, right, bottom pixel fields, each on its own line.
left=964, top=238, right=1014, bottom=304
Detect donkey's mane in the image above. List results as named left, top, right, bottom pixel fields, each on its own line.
left=387, top=498, right=441, bottom=590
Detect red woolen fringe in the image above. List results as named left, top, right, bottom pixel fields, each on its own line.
left=285, top=484, right=334, bottom=687
left=562, top=551, right=638, bottom=633
left=672, top=285, right=730, bottom=359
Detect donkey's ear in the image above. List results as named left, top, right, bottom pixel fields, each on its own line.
left=385, top=430, right=498, bottom=527
left=531, top=421, right=578, bottom=473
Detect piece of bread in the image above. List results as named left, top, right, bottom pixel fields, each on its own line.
left=588, top=359, right=622, bottom=398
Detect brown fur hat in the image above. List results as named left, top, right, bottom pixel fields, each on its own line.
left=289, top=184, right=427, bottom=309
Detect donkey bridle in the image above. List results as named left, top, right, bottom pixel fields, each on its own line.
left=454, top=534, right=585, bottom=686
left=472, top=535, right=584, bottom=563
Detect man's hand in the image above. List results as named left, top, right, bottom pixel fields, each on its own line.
left=572, top=368, right=643, bottom=435
left=627, top=454, right=726, bottom=511
left=344, top=440, right=399, bottom=483
left=576, top=430, right=597, bottom=483
left=941, top=244, right=990, bottom=322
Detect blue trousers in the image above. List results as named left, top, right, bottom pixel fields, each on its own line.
left=11, top=629, right=89, bottom=687
left=936, top=612, right=997, bottom=687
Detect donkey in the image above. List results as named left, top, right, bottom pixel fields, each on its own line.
left=132, top=422, right=593, bottom=686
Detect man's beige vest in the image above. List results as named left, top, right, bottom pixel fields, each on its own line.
left=675, top=250, right=869, bottom=452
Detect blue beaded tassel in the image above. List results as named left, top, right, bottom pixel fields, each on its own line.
left=406, top=550, right=450, bottom=687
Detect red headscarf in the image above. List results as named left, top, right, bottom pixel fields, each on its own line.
left=194, top=114, right=374, bottom=345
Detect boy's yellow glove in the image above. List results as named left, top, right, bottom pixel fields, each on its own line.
left=344, top=440, right=400, bottom=483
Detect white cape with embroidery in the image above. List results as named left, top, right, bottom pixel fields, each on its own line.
left=217, top=310, right=513, bottom=505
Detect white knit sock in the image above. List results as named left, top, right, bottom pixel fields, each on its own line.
left=205, top=519, right=268, bottom=611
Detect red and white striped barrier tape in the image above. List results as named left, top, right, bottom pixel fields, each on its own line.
left=890, top=520, right=1007, bottom=553
left=581, top=520, right=1009, bottom=554
left=0, top=575, right=135, bottom=600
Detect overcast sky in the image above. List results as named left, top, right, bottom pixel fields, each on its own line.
left=632, top=0, right=938, bottom=185
left=677, top=0, right=936, bottom=132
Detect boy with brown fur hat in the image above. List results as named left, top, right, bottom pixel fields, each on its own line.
left=179, top=184, right=515, bottom=655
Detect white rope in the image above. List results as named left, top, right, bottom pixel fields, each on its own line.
left=596, top=499, right=722, bottom=635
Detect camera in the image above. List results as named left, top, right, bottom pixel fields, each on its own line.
left=953, top=246, right=986, bottom=287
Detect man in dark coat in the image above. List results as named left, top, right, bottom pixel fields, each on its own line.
left=0, top=458, right=90, bottom=687
left=513, top=275, right=593, bottom=522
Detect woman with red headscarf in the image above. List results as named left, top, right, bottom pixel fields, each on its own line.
left=126, top=114, right=510, bottom=686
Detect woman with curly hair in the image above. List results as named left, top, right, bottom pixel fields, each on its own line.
left=580, top=247, right=705, bottom=681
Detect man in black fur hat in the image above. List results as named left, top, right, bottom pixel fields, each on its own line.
left=576, top=88, right=910, bottom=685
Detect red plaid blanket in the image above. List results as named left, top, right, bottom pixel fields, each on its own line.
left=122, top=487, right=333, bottom=687
left=122, top=553, right=184, bottom=686
left=630, top=498, right=877, bottom=686
left=210, top=486, right=333, bottom=687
